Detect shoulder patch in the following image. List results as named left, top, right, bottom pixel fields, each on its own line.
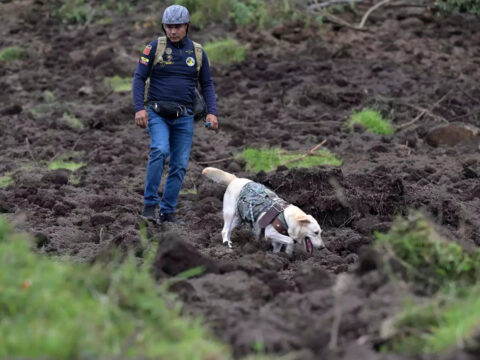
left=140, top=56, right=150, bottom=66
left=143, top=44, right=152, bottom=56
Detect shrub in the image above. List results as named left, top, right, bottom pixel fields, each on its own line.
left=231, top=0, right=267, bottom=27
left=177, top=0, right=234, bottom=28
left=348, top=108, right=394, bottom=135
left=204, top=38, right=247, bottom=65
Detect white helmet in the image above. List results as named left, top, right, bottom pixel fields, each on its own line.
left=162, top=5, right=190, bottom=24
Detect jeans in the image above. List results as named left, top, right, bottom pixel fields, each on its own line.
left=144, top=108, right=194, bottom=214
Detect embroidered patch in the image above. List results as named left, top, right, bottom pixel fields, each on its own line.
left=165, top=47, right=172, bottom=55
left=140, top=56, right=149, bottom=66
left=186, top=57, right=195, bottom=67
left=143, top=45, right=152, bottom=55
left=167, top=54, right=173, bottom=61
left=185, top=49, right=194, bottom=54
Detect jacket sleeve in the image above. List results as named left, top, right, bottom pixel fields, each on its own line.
left=198, top=50, right=218, bottom=116
left=132, top=40, right=157, bottom=113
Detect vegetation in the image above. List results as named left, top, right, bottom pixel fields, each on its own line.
left=61, top=112, right=84, bottom=131
left=0, top=175, right=12, bottom=188
left=375, top=213, right=480, bottom=355
left=104, top=76, right=132, bottom=92
left=204, top=38, right=247, bottom=65
left=0, top=47, right=26, bottom=62
left=0, top=216, right=230, bottom=359
left=48, top=160, right=85, bottom=171
left=435, top=0, right=480, bottom=15
left=347, top=108, right=394, bottom=135
left=238, top=147, right=342, bottom=173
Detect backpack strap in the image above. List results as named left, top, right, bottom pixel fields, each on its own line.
left=192, top=40, right=203, bottom=77
left=144, top=36, right=167, bottom=104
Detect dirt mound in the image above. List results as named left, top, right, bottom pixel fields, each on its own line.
left=1, top=1, right=479, bottom=359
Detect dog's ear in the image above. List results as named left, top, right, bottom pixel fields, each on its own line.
left=295, top=214, right=311, bottom=225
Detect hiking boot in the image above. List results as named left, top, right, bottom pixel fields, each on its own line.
left=157, top=212, right=182, bottom=225
left=141, top=204, right=157, bottom=221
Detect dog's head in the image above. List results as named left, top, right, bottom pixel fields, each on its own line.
left=287, top=209, right=325, bottom=254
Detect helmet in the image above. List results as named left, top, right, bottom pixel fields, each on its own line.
left=162, top=5, right=190, bottom=24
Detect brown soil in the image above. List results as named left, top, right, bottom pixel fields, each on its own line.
left=1, top=1, right=479, bottom=359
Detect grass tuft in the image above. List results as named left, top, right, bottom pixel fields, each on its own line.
left=0, top=216, right=230, bottom=359
left=348, top=108, right=394, bottom=135
left=48, top=161, right=85, bottom=172
left=204, top=38, right=247, bottom=65
left=376, top=212, right=480, bottom=355
left=0, top=175, right=12, bottom=188
left=237, top=147, right=342, bottom=173
left=104, top=76, right=132, bottom=92
left=0, top=47, right=26, bottom=62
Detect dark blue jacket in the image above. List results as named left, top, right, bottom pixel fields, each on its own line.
left=132, top=37, right=217, bottom=115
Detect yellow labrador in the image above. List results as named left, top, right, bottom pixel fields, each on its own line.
left=202, top=167, right=325, bottom=255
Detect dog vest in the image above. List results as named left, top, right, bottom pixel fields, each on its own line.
left=237, top=182, right=289, bottom=235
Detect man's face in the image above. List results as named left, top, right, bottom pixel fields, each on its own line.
left=164, top=23, right=188, bottom=43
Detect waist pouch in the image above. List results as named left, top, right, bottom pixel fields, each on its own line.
left=192, top=87, right=207, bottom=122
left=149, top=101, right=187, bottom=119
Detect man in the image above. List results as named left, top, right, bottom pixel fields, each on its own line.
left=132, top=4, right=218, bottom=224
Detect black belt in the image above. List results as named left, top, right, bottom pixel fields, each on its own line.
left=148, top=101, right=188, bottom=119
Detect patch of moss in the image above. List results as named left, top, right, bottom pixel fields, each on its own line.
left=0, top=175, right=12, bottom=188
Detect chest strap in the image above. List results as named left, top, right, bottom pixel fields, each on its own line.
left=258, top=201, right=289, bottom=236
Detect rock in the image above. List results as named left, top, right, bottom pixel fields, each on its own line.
left=425, top=123, right=479, bottom=147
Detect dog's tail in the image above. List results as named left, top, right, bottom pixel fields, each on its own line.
left=202, top=167, right=237, bottom=186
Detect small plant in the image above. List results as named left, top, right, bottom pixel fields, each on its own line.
left=51, top=0, right=95, bottom=25
left=48, top=161, right=85, bottom=172
left=104, top=76, right=132, bottom=92
left=62, top=112, right=84, bottom=131
left=375, top=213, right=480, bottom=292
left=178, top=0, right=234, bottom=28
left=348, top=108, right=394, bottom=135
left=0, top=175, right=12, bottom=188
left=237, top=147, right=342, bottom=173
left=436, top=0, right=480, bottom=15
left=204, top=38, right=247, bottom=65
left=0, top=47, right=25, bottom=62
left=387, top=286, right=480, bottom=354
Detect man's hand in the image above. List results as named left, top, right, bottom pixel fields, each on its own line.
left=206, top=114, right=218, bottom=130
left=135, top=110, right=148, bottom=128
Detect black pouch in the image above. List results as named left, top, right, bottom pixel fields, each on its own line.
left=192, top=87, right=207, bottom=122
left=149, top=101, right=187, bottom=119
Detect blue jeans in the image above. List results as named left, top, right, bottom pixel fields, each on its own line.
left=144, top=108, right=194, bottom=213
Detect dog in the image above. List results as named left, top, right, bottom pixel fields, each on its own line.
left=202, top=167, right=325, bottom=256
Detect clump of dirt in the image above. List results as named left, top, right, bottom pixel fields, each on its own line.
left=1, top=1, right=479, bottom=359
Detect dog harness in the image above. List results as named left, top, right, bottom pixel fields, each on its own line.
left=237, top=182, right=289, bottom=235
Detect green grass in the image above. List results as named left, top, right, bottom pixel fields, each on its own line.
left=0, top=216, right=230, bottom=359
left=204, top=38, right=247, bottom=65
left=376, top=213, right=480, bottom=355
left=62, top=112, right=84, bottom=131
left=0, top=47, right=25, bottom=62
left=388, top=287, right=480, bottom=354
left=237, top=147, right=342, bottom=173
left=0, top=175, right=12, bottom=188
left=375, top=213, right=480, bottom=292
left=48, top=161, right=85, bottom=171
left=104, top=76, right=132, bottom=92
left=348, top=108, right=394, bottom=135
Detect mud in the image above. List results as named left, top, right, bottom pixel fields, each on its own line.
left=1, top=1, right=479, bottom=359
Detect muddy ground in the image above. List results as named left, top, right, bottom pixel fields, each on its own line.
left=1, top=1, right=480, bottom=359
